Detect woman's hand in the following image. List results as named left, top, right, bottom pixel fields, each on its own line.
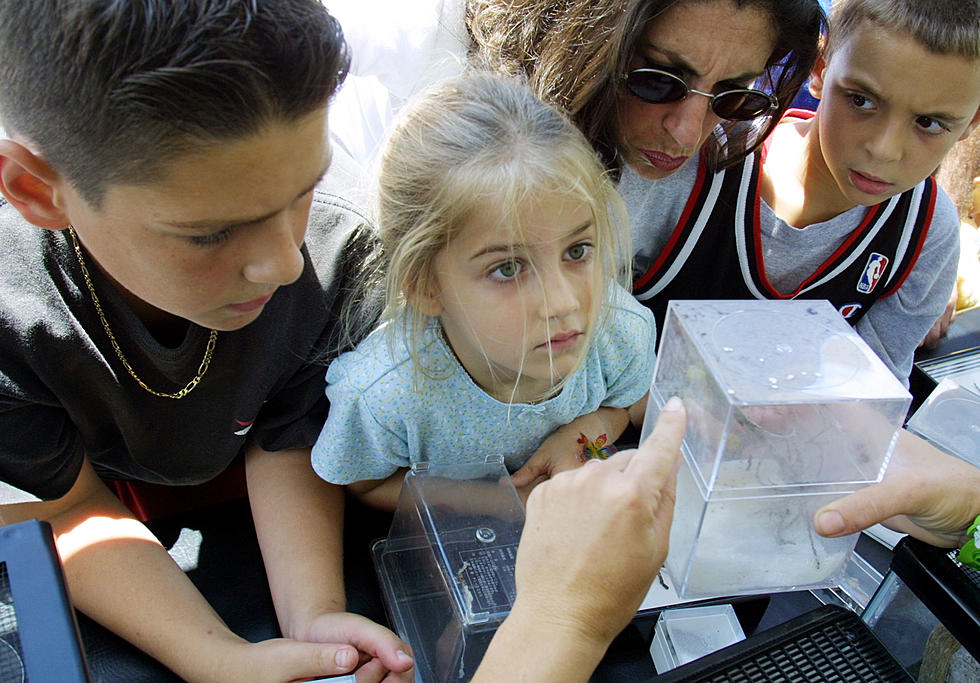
left=814, top=428, right=980, bottom=547
left=472, top=398, right=686, bottom=682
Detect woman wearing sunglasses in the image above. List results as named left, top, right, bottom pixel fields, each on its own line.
left=467, top=0, right=821, bottom=180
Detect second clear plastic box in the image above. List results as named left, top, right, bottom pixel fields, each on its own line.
left=642, top=300, right=910, bottom=599
left=649, top=604, right=745, bottom=672
left=372, top=457, right=524, bottom=682
left=905, top=377, right=980, bottom=469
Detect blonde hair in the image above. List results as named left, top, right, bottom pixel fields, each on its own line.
left=829, top=0, right=980, bottom=59
left=376, top=70, right=630, bottom=398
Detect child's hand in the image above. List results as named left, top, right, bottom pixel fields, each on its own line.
left=511, top=407, right=630, bottom=490
left=512, top=398, right=686, bottom=644
left=216, top=625, right=413, bottom=683
left=511, top=429, right=589, bottom=491
left=290, top=612, right=415, bottom=683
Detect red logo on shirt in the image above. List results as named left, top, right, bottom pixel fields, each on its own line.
left=234, top=418, right=255, bottom=436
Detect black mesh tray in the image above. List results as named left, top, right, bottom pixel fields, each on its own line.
left=650, top=604, right=912, bottom=682
left=890, top=536, right=980, bottom=662
left=0, top=519, right=90, bottom=682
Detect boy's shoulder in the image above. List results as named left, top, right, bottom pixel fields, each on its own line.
left=762, top=112, right=812, bottom=177
left=305, top=143, right=380, bottom=275
left=0, top=201, right=88, bottom=391
left=0, top=200, right=71, bottom=312
left=307, top=152, right=374, bottom=252
left=305, top=189, right=374, bottom=269
left=927, top=183, right=962, bottom=246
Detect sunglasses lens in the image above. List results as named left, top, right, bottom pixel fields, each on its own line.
left=711, top=91, right=774, bottom=120
left=625, top=70, right=687, bottom=104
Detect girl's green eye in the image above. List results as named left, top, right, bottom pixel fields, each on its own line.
left=566, top=242, right=592, bottom=261
left=491, top=260, right=522, bottom=280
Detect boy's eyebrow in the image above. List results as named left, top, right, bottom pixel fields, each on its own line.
left=164, top=164, right=330, bottom=231
left=469, top=220, right=595, bottom=260
left=638, top=43, right=764, bottom=84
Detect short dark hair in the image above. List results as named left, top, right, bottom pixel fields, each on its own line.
left=829, top=0, right=980, bottom=60
left=468, top=0, right=824, bottom=176
left=0, top=0, right=350, bottom=205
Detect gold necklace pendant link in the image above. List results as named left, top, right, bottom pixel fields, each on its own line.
left=67, top=226, right=218, bottom=399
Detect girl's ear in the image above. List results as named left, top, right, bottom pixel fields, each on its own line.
left=807, top=53, right=828, bottom=101
left=404, top=277, right=444, bottom=317
left=0, top=140, right=71, bottom=229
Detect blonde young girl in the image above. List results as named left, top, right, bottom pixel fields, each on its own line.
left=312, top=71, right=656, bottom=508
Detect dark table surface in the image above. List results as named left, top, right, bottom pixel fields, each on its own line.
left=74, top=309, right=980, bottom=681
left=76, top=494, right=899, bottom=683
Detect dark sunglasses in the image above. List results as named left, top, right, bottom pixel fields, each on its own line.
left=623, top=68, right=778, bottom=121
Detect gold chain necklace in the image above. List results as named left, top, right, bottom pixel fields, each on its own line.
left=67, top=226, right=218, bottom=399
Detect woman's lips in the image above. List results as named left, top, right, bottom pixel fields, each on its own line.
left=228, top=293, right=274, bottom=313
left=849, top=170, right=893, bottom=196
left=641, top=150, right=689, bottom=172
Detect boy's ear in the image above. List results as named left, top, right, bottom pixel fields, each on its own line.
left=808, top=53, right=828, bottom=100
left=958, top=106, right=980, bottom=142
left=0, top=139, right=71, bottom=229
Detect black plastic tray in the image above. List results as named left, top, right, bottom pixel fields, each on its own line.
left=0, top=519, right=90, bottom=682
left=650, top=604, right=911, bottom=682
left=889, top=536, right=980, bottom=662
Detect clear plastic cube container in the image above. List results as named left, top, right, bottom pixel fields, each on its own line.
left=641, top=300, right=910, bottom=599
left=649, top=604, right=745, bottom=672
left=905, top=377, right=980, bottom=469
left=371, top=457, right=524, bottom=682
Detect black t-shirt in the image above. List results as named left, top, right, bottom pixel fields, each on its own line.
left=0, top=186, right=377, bottom=500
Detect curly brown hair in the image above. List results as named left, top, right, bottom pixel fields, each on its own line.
left=467, top=0, right=824, bottom=177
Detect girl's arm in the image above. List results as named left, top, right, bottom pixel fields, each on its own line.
left=628, top=392, right=649, bottom=428
left=347, top=468, right=409, bottom=510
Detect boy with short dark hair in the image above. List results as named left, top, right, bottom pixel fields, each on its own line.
left=0, top=1, right=412, bottom=680
left=630, top=0, right=980, bottom=383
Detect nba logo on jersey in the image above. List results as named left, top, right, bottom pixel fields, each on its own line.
left=857, top=253, right=889, bottom=294
left=839, top=303, right=862, bottom=319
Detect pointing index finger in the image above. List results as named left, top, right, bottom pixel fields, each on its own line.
left=624, top=396, right=686, bottom=485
